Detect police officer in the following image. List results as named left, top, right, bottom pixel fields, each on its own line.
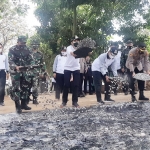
left=29, top=40, right=46, bottom=104
left=92, top=47, right=118, bottom=103
left=8, top=36, right=33, bottom=113
left=120, top=40, right=133, bottom=95
left=126, top=43, right=150, bottom=102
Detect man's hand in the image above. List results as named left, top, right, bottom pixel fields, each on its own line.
left=70, top=52, right=77, bottom=57
left=15, top=66, right=23, bottom=71
left=121, top=68, right=125, bottom=72
left=132, top=72, right=135, bottom=77
left=105, top=75, right=110, bottom=82
left=6, top=73, right=9, bottom=80
left=53, top=73, right=56, bottom=78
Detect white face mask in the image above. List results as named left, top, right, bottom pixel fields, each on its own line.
left=61, top=52, right=67, bottom=56
left=108, top=53, right=115, bottom=59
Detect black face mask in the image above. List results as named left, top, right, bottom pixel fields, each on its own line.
left=127, top=46, right=132, bottom=49
left=19, top=45, right=26, bottom=49
left=33, top=46, right=38, bottom=50
left=73, top=42, right=78, bottom=47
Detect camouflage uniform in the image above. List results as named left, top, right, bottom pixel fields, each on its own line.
left=30, top=50, right=46, bottom=103
left=8, top=36, right=33, bottom=113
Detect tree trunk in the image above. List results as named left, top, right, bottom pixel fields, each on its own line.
left=72, top=6, right=77, bottom=36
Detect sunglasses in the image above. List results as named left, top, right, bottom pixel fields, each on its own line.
left=139, top=48, right=146, bottom=51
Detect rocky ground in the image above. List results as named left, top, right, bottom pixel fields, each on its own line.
left=1, top=92, right=150, bottom=149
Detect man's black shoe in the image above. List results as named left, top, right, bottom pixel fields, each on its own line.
left=104, top=98, right=115, bottom=102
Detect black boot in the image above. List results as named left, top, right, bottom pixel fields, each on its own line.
left=139, top=91, right=149, bottom=101
left=21, top=100, right=31, bottom=110
left=96, top=91, right=104, bottom=104
left=15, top=100, right=22, bottom=114
left=104, top=94, right=115, bottom=102
left=33, top=99, right=39, bottom=104
left=131, top=95, right=137, bottom=102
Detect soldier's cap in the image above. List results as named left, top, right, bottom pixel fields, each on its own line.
left=126, top=40, right=133, bottom=44
left=71, top=35, right=80, bottom=42
left=17, top=36, right=27, bottom=43
left=138, top=43, right=146, bottom=49
left=109, top=47, right=118, bottom=55
left=31, top=39, right=40, bottom=45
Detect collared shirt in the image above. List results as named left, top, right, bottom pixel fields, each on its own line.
left=92, top=53, right=118, bottom=76
left=0, top=54, right=9, bottom=71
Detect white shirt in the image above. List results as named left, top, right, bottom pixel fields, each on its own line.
left=115, top=51, right=121, bottom=70
left=64, top=45, right=80, bottom=71
left=92, top=53, right=118, bottom=76
left=0, top=54, right=9, bottom=71
left=53, top=55, right=67, bottom=74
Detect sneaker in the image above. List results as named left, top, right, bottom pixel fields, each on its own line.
left=97, top=100, right=105, bottom=104
left=60, top=103, right=66, bottom=108
left=104, top=99, right=115, bottom=102
left=72, top=103, right=80, bottom=108
left=0, top=102, right=5, bottom=106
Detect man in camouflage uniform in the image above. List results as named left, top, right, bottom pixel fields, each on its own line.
left=8, top=36, right=33, bottom=114
left=28, top=40, right=46, bottom=104
left=126, top=43, right=150, bottom=102
left=120, top=40, right=134, bottom=95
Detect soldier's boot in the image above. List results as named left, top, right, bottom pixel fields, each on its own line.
left=21, top=100, right=31, bottom=110
left=15, top=100, right=22, bottom=114
left=139, top=91, right=149, bottom=101
left=131, top=92, right=137, bottom=102
left=33, top=98, right=39, bottom=105
left=96, top=91, right=104, bottom=104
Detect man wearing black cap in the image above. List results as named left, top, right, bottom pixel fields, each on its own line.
left=120, top=40, right=134, bottom=95
left=126, top=42, right=150, bottom=102
left=8, top=36, right=33, bottom=113
left=61, top=36, right=80, bottom=108
left=92, top=47, right=118, bottom=103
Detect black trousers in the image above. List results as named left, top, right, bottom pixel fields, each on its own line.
left=78, top=73, right=84, bottom=95
left=92, top=71, right=111, bottom=102
left=84, top=75, right=93, bottom=94
left=127, top=67, right=144, bottom=94
left=55, top=73, right=64, bottom=99
left=62, top=70, right=80, bottom=104
left=0, top=70, right=6, bottom=103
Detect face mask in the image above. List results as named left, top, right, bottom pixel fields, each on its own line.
left=33, top=46, right=38, bottom=50
left=19, top=45, right=26, bottom=49
left=139, top=49, right=145, bottom=54
left=127, top=46, right=132, bottom=49
left=61, top=52, right=67, bottom=56
left=73, top=42, right=78, bottom=47
left=108, top=53, right=115, bottom=59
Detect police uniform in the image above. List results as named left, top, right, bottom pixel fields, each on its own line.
left=92, top=47, right=118, bottom=103
left=126, top=45, right=149, bottom=102
left=8, top=36, right=33, bottom=113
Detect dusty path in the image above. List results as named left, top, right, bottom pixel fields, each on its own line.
left=0, top=91, right=149, bottom=114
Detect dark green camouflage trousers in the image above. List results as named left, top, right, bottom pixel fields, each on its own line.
left=10, top=72, right=32, bottom=101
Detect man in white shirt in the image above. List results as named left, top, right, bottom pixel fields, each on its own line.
left=92, top=47, right=118, bottom=104
left=0, top=43, right=9, bottom=106
left=61, top=36, right=80, bottom=108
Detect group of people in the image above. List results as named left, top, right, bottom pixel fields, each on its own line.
left=53, top=38, right=150, bottom=108
left=0, top=35, right=150, bottom=114
left=0, top=36, right=46, bottom=114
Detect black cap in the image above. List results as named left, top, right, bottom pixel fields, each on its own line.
left=111, top=42, right=119, bottom=48
left=17, top=36, right=27, bottom=43
left=110, top=47, right=118, bottom=55
left=138, top=43, right=146, bottom=48
left=126, top=40, right=133, bottom=44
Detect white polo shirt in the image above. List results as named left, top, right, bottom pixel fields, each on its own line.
left=0, top=54, right=9, bottom=71
left=64, top=45, right=80, bottom=71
